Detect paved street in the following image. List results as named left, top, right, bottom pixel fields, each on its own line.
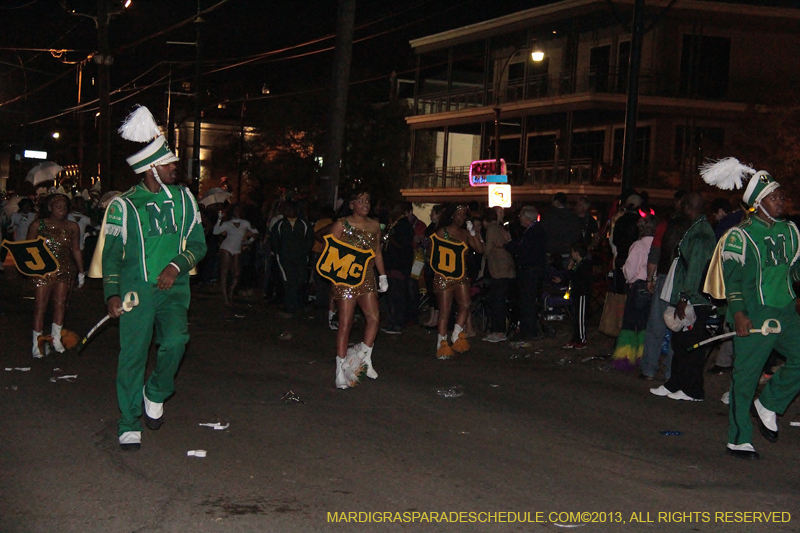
left=1, top=269, right=799, bottom=532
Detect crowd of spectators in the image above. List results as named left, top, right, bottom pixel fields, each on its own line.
left=4, top=183, right=778, bottom=391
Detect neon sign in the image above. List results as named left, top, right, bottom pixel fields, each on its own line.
left=469, top=159, right=507, bottom=186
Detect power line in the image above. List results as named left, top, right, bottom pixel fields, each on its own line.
left=113, top=0, right=233, bottom=54
left=8, top=0, right=470, bottom=125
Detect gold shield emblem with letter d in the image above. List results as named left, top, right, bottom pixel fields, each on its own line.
left=316, top=235, right=376, bottom=287
left=429, top=234, right=468, bottom=280
left=1, top=237, right=60, bottom=278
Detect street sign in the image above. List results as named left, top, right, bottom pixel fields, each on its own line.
left=469, top=159, right=506, bottom=186
left=24, top=150, right=47, bottom=160
left=488, top=184, right=512, bottom=208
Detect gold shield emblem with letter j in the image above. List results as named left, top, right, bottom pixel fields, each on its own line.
left=1, top=237, right=60, bottom=278
left=316, top=235, right=376, bottom=287
left=429, top=234, right=468, bottom=280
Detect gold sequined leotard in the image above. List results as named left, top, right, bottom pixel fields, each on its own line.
left=31, top=219, right=76, bottom=289
left=332, top=217, right=379, bottom=300
left=433, top=227, right=470, bottom=293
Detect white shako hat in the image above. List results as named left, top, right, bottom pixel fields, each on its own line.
left=699, top=157, right=779, bottom=208
left=742, top=171, right=779, bottom=208
left=119, top=106, right=179, bottom=174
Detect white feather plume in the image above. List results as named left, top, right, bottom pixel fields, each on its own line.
left=699, top=157, right=755, bottom=191
left=118, top=106, right=162, bottom=143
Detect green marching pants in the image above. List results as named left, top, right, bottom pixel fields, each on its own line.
left=729, top=303, right=800, bottom=445
left=117, top=281, right=189, bottom=435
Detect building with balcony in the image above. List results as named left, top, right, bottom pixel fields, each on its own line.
left=402, top=0, right=800, bottom=205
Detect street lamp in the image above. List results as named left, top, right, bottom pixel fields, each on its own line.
left=493, top=47, right=544, bottom=176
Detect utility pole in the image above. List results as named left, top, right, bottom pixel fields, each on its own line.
left=192, top=5, right=203, bottom=195
left=319, top=0, right=355, bottom=208
left=96, top=0, right=112, bottom=191
left=68, top=0, right=131, bottom=192
left=237, top=96, right=247, bottom=202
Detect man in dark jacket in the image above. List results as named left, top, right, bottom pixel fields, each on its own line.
left=271, top=202, right=314, bottom=315
left=541, top=192, right=581, bottom=267
left=508, top=205, right=547, bottom=342
left=650, top=192, right=716, bottom=401
left=382, top=204, right=415, bottom=333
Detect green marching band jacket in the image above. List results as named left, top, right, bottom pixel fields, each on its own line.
left=705, top=215, right=800, bottom=321
left=100, top=183, right=207, bottom=307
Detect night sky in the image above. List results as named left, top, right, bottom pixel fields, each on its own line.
left=0, top=0, right=544, bottom=144
left=4, top=0, right=789, bottom=151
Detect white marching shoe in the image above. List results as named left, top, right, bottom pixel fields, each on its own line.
left=119, top=431, right=142, bottom=451
left=51, top=323, right=66, bottom=353
left=32, top=330, right=43, bottom=359
left=356, top=342, right=377, bottom=379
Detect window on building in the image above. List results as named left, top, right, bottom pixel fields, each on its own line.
left=673, top=126, right=725, bottom=164
left=527, top=134, right=557, bottom=162
left=589, top=45, right=611, bottom=93
left=616, top=41, right=630, bottom=93
left=571, top=130, right=606, bottom=162
left=612, top=126, right=651, bottom=169
left=680, top=35, right=731, bottom=99
left=528, top=57, right=550, bottom=98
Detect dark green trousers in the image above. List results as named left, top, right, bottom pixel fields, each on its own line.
left=729, top=304, right=800, bottom=445
left=117, top=281, right=189, bottom=435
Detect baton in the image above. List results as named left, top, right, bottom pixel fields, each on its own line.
left=687, top=319, right=781, bottom=351
left=77, top=292, right=139, bottom=352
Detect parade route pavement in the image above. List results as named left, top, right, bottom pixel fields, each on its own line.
left=1, top=272, right=799, bottom=532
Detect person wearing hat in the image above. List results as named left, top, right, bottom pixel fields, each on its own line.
left=702, top=162, right=800, bottom=459
left=100, top=106, right=207, bottom=451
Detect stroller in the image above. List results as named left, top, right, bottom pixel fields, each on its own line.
left=540, top=265, right=572, bottom=336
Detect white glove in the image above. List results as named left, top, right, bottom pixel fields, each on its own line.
left=378, top=275, right=388, bottom=293
left=217, top=211, right=223, bottom=219
left=466, top=220, right=476, bottom=236
left=77, top=272, right=85, bottom=288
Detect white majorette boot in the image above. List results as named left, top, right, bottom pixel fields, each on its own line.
left=335, top=356, right=359, bottom=389
left=51, top=323, right=66, bottom=353
left=357, top=342, right=377, bottom=379
left=32, top=330, right=43, bottom=359
left=451, top=323, right=470, bottom=353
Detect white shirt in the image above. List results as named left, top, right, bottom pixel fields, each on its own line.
left=68, top=212, right=97, bottom=250
left=11, top=212, right=37, bottom=241
left=214, top=218, right=259, bottom=255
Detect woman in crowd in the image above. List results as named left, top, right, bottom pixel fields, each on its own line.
left=11, top=198, right=37, bottom=241
left=67, top=195, right=99, bottom=263
left=330, top=191, right=388, bottom=389
left=421, top=204, right=444, bottom=327
left=213, top=203, right=258, bottom=306
left=433, top=204, right=483, bottom=359
left=612, top=213, right=657, bottom=370
left=27, top=193, right=84, bottom=357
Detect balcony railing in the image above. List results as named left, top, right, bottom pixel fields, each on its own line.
left=412, top=66, right=775, bottom=116
left=412, top=166, right=471, bottom=189
left=525, top=158, right=595, bottom=185
left=410, top=159, right=657, bottom=190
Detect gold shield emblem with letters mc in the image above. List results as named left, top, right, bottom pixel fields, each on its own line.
left=316, top=235, right=376, bottom=287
